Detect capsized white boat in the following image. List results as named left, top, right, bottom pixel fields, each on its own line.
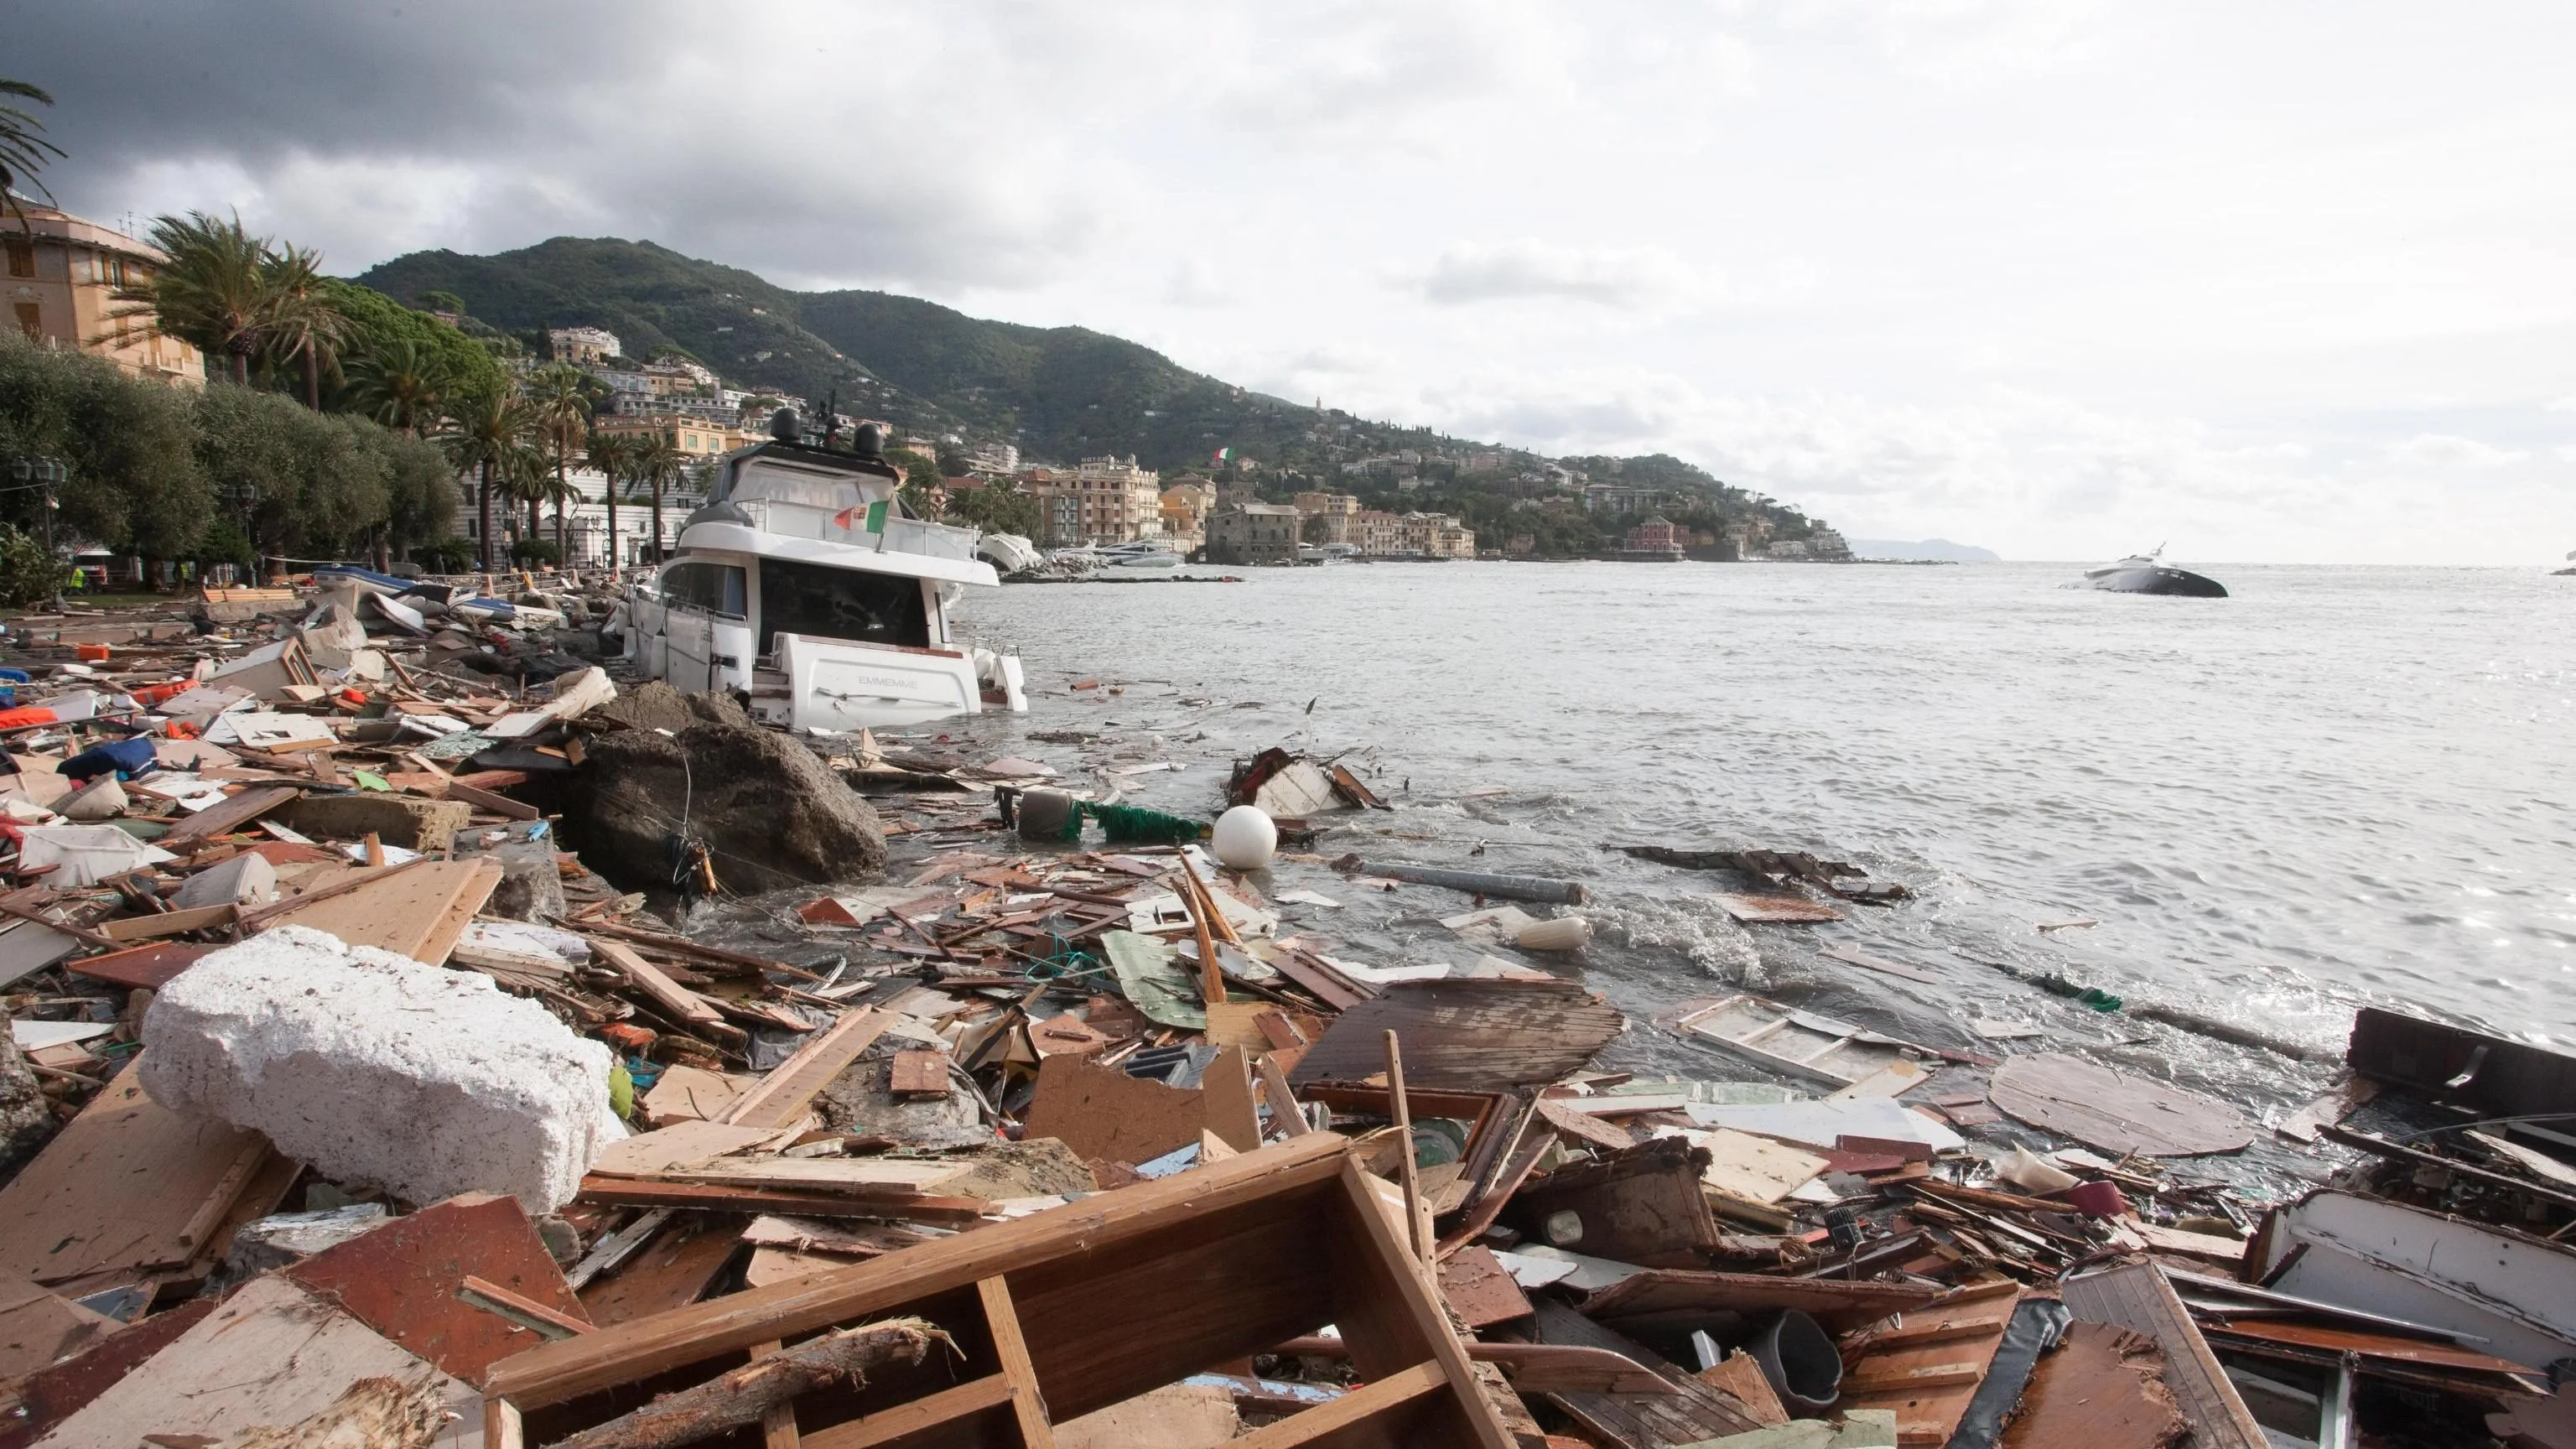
left=621, top=415, right=1027, bottom=731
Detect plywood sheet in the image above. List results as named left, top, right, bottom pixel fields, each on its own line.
left=23, top=1277, right=480, bottom=1449
left=285, top=1192, right=592, bottom=1388
left=265, top=857, right=502, bottom=965
left=1021, top=1052, right=1208, bottom=1166
left=1439, top=1245, right=1535, bottom=1329
left=65, top=941, right=215, bottom=991
left=1999, top=1322, right=2187, bottom=1449
left=1990, top=1054, right=2254, bottom=1157
left=2060, top=1261, right=2268, bottom=1449
left=1712, top=892, right=1841, bottom=924
left=0, top=1062, right=273, bottom=1294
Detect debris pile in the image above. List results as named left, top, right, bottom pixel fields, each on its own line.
left=0, top=583, right=2561, bottom=1447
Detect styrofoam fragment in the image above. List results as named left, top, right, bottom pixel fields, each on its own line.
left=140, top=925, right=624, bottom=1211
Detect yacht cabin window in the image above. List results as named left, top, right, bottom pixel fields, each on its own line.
left=657, top=561, right=746, bottom=617
left=756, top=557, right=929, bottom=655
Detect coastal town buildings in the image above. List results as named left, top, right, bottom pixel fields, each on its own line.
left=1584, top=483, right=1663, bottom=515
left=4, top=206, right=205, bottom=387
left=1615, top=516, right=1685, bottom=561
left=1290, top=491, right=1360, bottom=545
left=546, top=326, right=619, bottom=364
left=1158, top=479, right=1216, bottom=550
left=1026, top=455, right=1161, bottom=546
left=450, top=463, right=701, bottom=568
left=1204, top=501, right=1299, bottom=565
left=590, top=414, right=744, bottom=458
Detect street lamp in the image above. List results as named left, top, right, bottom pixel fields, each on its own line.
left=5, top=454, right=67, bottom=611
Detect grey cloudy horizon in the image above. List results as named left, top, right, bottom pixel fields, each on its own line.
left=10, top=0, right=2573, bottom=564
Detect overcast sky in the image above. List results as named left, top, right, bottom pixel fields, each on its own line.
left=13, top=1, right=2574, bottom=562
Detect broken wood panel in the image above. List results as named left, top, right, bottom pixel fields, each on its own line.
left=1021, top=1052, right=1208, bottom=1166
left=492, top=1135, right=1506, bottom=1449
left=156, top=783, right=301, bottom=849
left=2059, top=1260, right=2268, bottom=1449
left=31, top=1278, right=481, bottom=1448
left=65, top=940, right=216, bottom=990
left=285, top=1192, right=593, bottom=1388
left=262, top=857, right=503, bottom=966
left=0, top=1061, right=274, bottom=1294
left=1503, top=1136, right=1722, bottom=1267
left=1991, top=1322, right=2185, bottom=1449
left=1203, top=1046, right=1264, bottom=1153
left=1835, top=1280, right=2021, bottom=1447
left=1437, top=1245, right=1535, bottom=1330
left=888, top=1048, right=952, bottom=1097
left=577, top=1213, right=750, bottom=1328
left=589, top=936, right=726, bottom=1026
left=1711, top=891, right=1841, bottom=924
left=1576, top=1267, right=1946, bottom=1338
left=1289, top=978, right=1624, bottom=1091
left=1530, top=1299, right=1762, bottom=1447
left=576, top=1177, right=985, bottom=1225
left=96, top=902, right=236, bottom=943
left=1988, top=1053, right=2254, bottom=1157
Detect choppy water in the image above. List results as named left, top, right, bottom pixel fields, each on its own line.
left=937, top=561, right=2575, bottom=1155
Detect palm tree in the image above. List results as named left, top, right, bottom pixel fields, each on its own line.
left=632, top=434, right=688, bottom=564
left=345, top=337, right=452, bottom=435
left=0, top=80, right=66, bottom=226
left=257, top=243, right=351, bottom=409
left=584, top=428, right=635, bottom=570
left=112, top=212, right=272, bottom=385
left=440, top=386, right=542, bottom=574
left=523, top=365, right=591, bottom=563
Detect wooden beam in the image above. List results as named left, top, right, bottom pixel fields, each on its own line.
left=977, top=1276, right=1057, bottom=1448
left=720, top=1010, right=888, bottom=1129
left=1331, top=1159, right=1515, bottom=1449
left=590, top=937, right=726, bottom=1027
left=797, top=1374, right=1011, bottom=1449
left=1385, top=1031, right=1430, bottom=1260
left=753, top=1338, right=800, bottom=1449
left=1225, top=1362, right=1446, bottom=1448
left=98, top=902, right=236, bottom=943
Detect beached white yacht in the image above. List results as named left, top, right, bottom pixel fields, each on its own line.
left=621, top=416, right=1027, bottom=730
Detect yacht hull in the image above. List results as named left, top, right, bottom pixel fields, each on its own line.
left=2087, top=565, right=2227, bottom=597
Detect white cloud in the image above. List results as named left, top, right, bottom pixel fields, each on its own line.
left=1419, top=242, right=1719, bottom=309
left=2386, top=434, right=2530, bottom=469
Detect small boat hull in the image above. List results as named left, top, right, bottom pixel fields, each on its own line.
left=2088, top=564, right=2227, bottom=597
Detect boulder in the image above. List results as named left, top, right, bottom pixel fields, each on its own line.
left=570, top=698, right=884, bottom=894
left=0, top=1036, right=55, bottom=1174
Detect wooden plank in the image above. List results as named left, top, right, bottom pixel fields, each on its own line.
left=444, top=779, right=540, bottom=821
left=1207, top=1045, right=1264, bottom=1155
left=1532, top=1300, right=1763, bottom=1446
left=1259, top=1053, right=1312, bottom=1137
left=1989, top=1053, right=2254, bottom=1157
left=157, top=784, right=301, bottom=849
left=97, top=902, right=236, bottom=943
left=65, top=941, right=215, bottom=990
left=491, top=1135, right=1353, bottom=1408
left=978, top=1275, right=1058, bottom=1448
left=1225, top=1362, right=1446, bottom=1449
left=0, top=1060, right=274, bottom=1295
left=575, top=1178, right=985, bottom=1224
left=260, top=857, right=501, bottom=966
left=590, top=936, right=725, bottom=1026
left=798, top=1374, right=1012, bottom=1449
left=750, top=1337, right=801, bottom=1449
left=1835, top=1281, right=2022, bottom=1446
left=722, top=1009, right=890, bottom=1128
left=1328, top=1160, right=1514, bottom=1448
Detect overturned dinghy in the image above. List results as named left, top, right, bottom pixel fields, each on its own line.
left=2078, top=547, right=2227, bottom=597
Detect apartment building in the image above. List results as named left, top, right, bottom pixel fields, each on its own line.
left=3, top=206, right=205, bottom=387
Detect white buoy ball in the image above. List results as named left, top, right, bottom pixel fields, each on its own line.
left=1211, top=805, right=1279, bottom=870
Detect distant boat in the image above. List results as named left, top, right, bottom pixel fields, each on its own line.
left=2076, top=547, right=2226, bottom=597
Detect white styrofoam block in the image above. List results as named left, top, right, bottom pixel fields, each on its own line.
left=140, top=925, right=624, bottom=1211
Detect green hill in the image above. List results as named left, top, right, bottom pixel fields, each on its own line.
left=351, top=236, right=1834, bottom=548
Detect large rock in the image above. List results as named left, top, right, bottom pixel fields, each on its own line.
left=140, top=925, right=623, bottom=1212
left=0, top=1036, right=55, bottom=1175
left=571, top=698, right=885, bottom=894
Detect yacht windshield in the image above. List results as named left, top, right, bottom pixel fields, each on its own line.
left=757, top=557, right=930, bottom=654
